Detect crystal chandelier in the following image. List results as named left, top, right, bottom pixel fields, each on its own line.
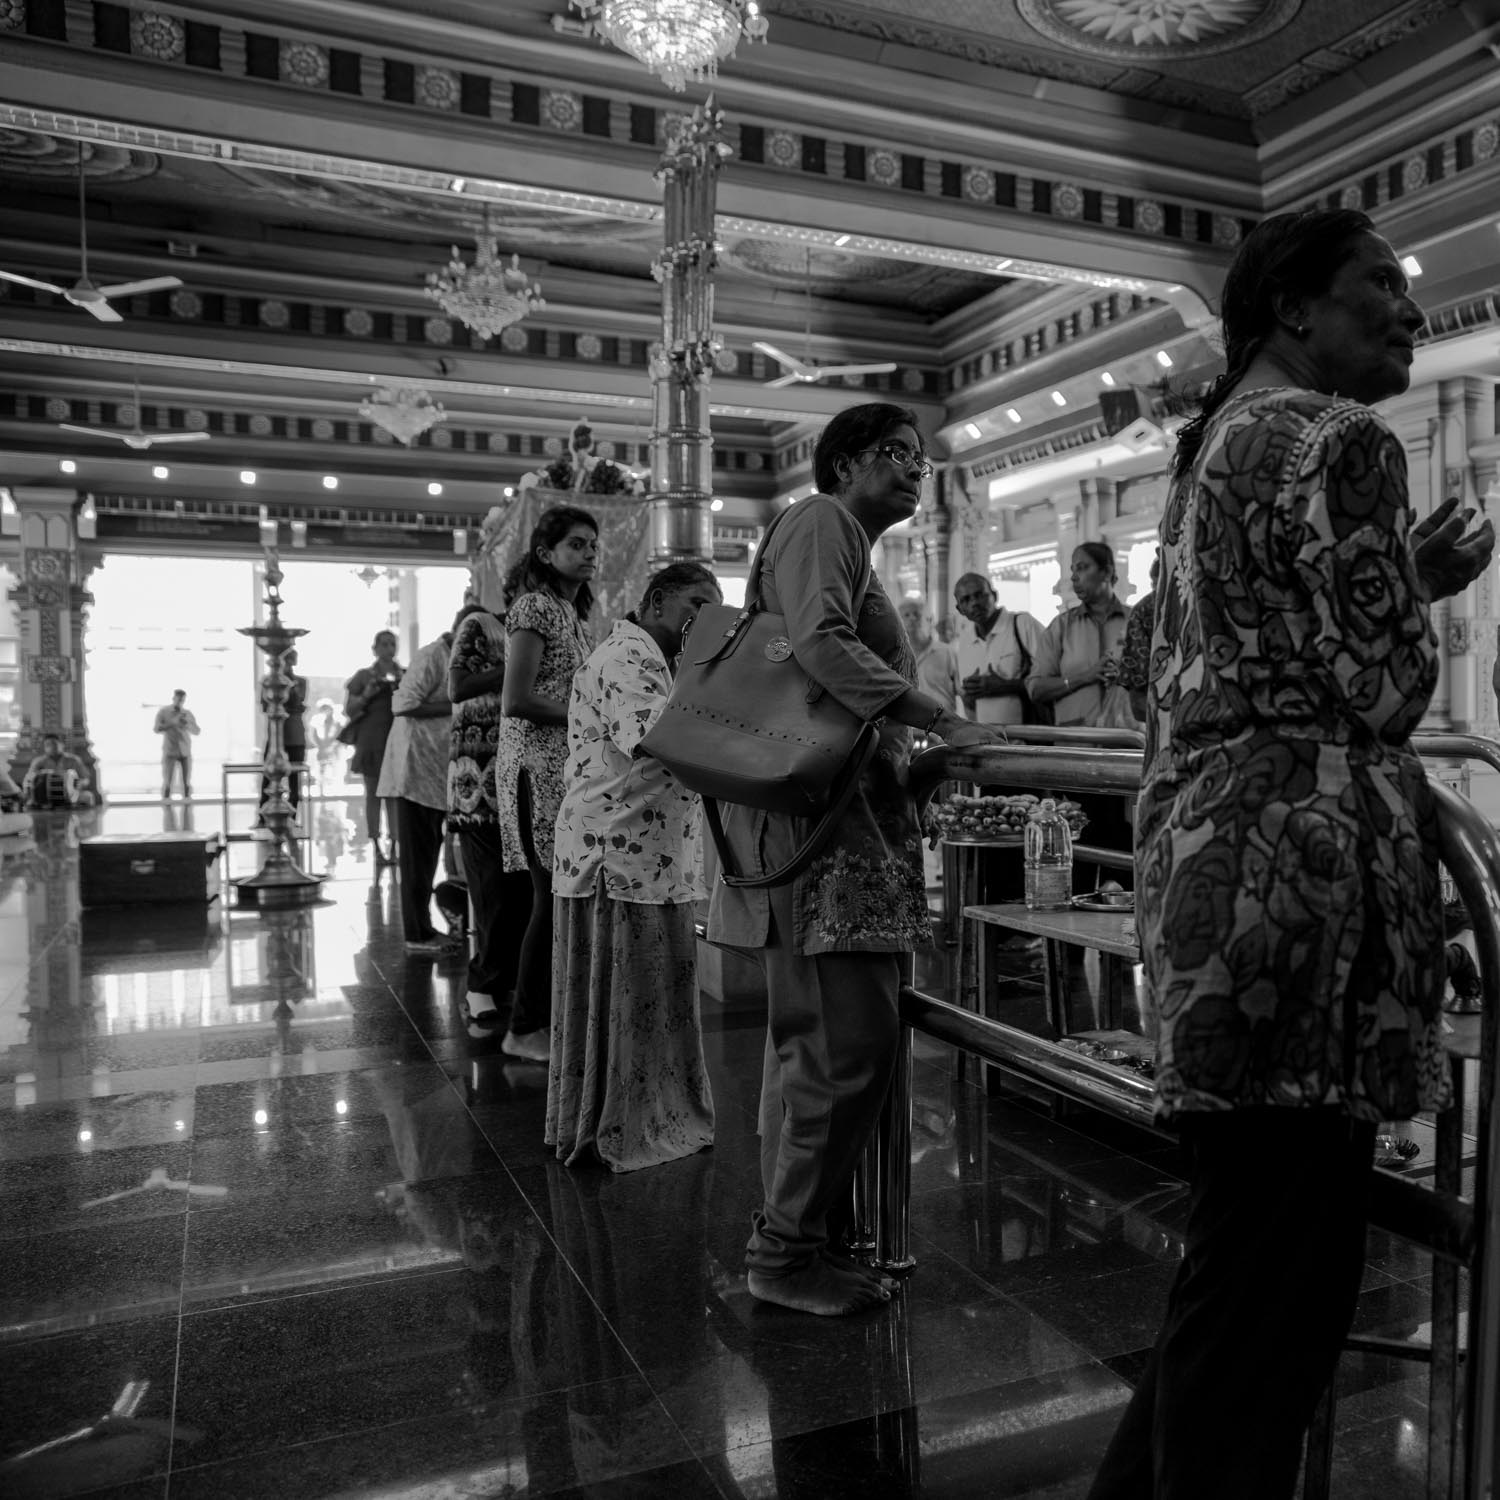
left=572, top=0, right=768, bottom=92
left=425, top=206, right=545, bottom=340
left=358, top=383, right=447, bottom=445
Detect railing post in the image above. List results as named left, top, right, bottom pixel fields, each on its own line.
left=872, top=1021, right=916, bottom=1273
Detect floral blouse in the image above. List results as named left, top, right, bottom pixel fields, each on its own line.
left=1139, top=388, right=1449, bottom=1124
left=707, top=496, right=931, bottom=957
left=553, top=620, right=705, bottom=906
left=447, top=611, right=506, bottom=830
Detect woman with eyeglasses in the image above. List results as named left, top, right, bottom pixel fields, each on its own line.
left=708, top=402, right=1006, bottom=1317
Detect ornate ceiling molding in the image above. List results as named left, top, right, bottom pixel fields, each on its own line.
left=1016, top=1, right=1301, bottom=61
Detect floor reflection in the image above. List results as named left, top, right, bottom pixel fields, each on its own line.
left=0, top=799, right=1442, bottom=1498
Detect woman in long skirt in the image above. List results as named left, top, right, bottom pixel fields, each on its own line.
left=546, top=562, right=722, bottom=1172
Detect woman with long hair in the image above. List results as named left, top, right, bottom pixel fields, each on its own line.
left=495, top=505, right=598, bottom=1064
left=547, top=561, right=723, bottom=1171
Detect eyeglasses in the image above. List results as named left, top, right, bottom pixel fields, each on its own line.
left=860, top=441, right=934, bottom=479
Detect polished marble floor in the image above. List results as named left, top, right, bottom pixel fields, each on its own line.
left=0, top=800, right=1445, bottom=1497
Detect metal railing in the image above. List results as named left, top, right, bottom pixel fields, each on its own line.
left=879, top=740, right=1500, bottom=1500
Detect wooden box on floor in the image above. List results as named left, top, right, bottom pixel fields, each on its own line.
left=79, top=831, right=225, bottom=908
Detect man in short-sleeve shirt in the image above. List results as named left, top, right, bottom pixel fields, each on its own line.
left=953, top=573, right=1044, bottom=727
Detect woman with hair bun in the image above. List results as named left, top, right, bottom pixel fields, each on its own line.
left=496, top=505, right=598, bottom=1064
left=546, top=561, right=723, bottom=1172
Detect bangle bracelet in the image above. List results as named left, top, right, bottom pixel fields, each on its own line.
left=923, top=705, right=945, bottom=735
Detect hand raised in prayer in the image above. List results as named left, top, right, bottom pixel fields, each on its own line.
left=1415, top=497, right=1495, bottom=601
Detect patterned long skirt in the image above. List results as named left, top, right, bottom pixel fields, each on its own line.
left=545, top=887, right=715, bottom=1173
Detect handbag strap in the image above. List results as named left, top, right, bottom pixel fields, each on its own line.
left=700, top=722, right=881, bottom=889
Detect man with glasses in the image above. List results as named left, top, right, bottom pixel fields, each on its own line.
left=952, top=572, right=1044, bottom=726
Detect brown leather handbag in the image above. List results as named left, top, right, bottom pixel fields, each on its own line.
left=637, top=500, right=880, bottom=888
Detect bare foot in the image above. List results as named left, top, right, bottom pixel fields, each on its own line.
left=821, top=1249, right=899, bottom=1292
left=747, top=1261, right=891, bottom=1316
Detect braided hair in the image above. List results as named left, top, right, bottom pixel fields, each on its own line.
left=1173, top=208, right=1376, bottom=479
left=625, top=561, right=719, bottom=625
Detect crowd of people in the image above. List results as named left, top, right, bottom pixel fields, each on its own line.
left=11, top=205, right=1491, bottom=1497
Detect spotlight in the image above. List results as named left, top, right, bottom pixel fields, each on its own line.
left=240, top=470, right=257, bottom=485
left=710, top=498, right=724, bottom=512
left=1100, top=372, right=1116, bottom=386
left=1401, top=254, right=1423, bottom=277
left=1006, top=408, right=1022, bottom=424
left=253, top=1108, right=269, bottom=1126
left=833, top=233, right=851, bottom=247
left=1154, top=350, right=1174, bottom=369
left=60, top=459, right=77, bottom=474
left=1050, top=390, right=1067, bottom=407
left=152, top=465, right=170, bottom=480
left=322, top=475, right=339, bottom=490
left=449, top=177, right=467, bottom=193
left=502, top=485, right=515, bottom=499
left=964, top=422, right=983, bottom=440
left=426, top=481, right=443, bottom=497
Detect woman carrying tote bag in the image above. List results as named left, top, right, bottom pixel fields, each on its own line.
left=707, top=402, right=1004, bottom=1317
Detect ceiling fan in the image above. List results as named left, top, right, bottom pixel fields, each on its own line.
left=753, top=249, right=897, bottom=388
left=58, top=373, right=212, bottom=450
left=0, top=155, right=183, bottom=323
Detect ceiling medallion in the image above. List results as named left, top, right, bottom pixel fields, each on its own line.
left=571, top=0, right=769, bottom=92
left=357, top=383, right=447, bottom=445
left=425, top=206, right=544, bottom=340
left=1018, top=0, right=1300, bottom=60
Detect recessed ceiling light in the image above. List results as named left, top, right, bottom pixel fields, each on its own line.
left=152, top=465, right=169, bottom=480
left=1401, top=254, right=1423, bottom=277
left=1155, top=350, right=1174, bottom=368
left=59, top=459, right=76, bottom=474
left=710, top=497, right=724, bottom=512
left=1006, top=408, right=1022, bottom=423
left=833, top=234, right=851, bottom=247
left=502, top=485, right=515, bottom=498
left=1100, top=371, right=1116, bottom=386
left=964, top=422, right=983, bottom=440
left=240, top=470, right=257, bottom=485
left=449, top=177, right=467, bottom=193
left=426, top=481, right=443, bottom=497
left=1050, top=390, right=1067, bottom=407
left=322, top=475, right=338, bottom=490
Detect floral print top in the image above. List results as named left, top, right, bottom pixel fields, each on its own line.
left=707, top=496, right=931, bottom=957
left=447, top=611, right=506, bottom=830
left=1139, top=388, right=1449, bottom=1124
left=497, top=589, right=591, bottom=874
left=553, top=620, right=705, bottom=906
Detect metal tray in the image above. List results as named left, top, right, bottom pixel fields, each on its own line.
left=1070, top=892, right=1135, bottom=913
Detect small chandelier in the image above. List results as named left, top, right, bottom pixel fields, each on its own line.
left=358, top=383, right=447, bottom=445
left=572, top=0, right=768, bottom=92
left=425, top=206, right=545, bottom=340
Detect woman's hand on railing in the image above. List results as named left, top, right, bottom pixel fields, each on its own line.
left=941, top=720, right=1009, bottom=750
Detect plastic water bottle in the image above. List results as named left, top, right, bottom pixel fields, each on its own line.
left=1024, top=797, right=1073, bottom=911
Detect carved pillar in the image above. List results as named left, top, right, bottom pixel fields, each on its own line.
left=925, top=478, right=954, bottom=609
left=6, top=486, right=99, bottom=793
left=647, top=102, right=727, bottom=568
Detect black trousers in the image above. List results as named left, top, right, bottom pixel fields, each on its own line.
left=509, top=865, right=553, bottom=1036
left=395, top=798, right=446, bottom=941
left=1087, top=1109, right=1377, bottom=1500
left=457, top=824, right=532, bottom=1001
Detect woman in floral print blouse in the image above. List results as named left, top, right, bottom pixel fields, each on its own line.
left=1089, top=210, right=1494, bottom=1500
left=546, top=562, right=722, bottom=1173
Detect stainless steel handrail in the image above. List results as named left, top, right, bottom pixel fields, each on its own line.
left=990, top=725, right=1146, bottom=750
left=880, top=741, right=1499, bottom=1500
left=1416, top=732, right=1500, bottom=780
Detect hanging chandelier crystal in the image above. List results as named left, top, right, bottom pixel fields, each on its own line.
left=425, top=206, right=545, bottom=340
left=358, top=383, right=447, bottom=445
left=571, top=0, right=768, bottom=92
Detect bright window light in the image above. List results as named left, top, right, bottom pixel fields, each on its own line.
left=1050, top=390, right=1067, bottom=407
left=1401, top=254, right=1422, bottom=277
left=240, top=470, right=257, bottom=485
left=1155, top=350, right=1174, bottom=369
left=1100, top=371, right=1116, bottom=386
left=426, top=481, right=443, bottom=497
left=152, top=465, right=169, bottom=480
left=964, top=422, right=983, bottom=440
left=322, top=475, right=338, bottom=490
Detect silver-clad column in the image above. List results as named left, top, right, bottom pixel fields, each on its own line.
left=647, top=101, right=727, bottom=568
left=871, top=1021, right=916, bottom=1273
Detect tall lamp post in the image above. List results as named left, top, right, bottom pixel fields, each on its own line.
left=234, top=550, right=324, bottom=909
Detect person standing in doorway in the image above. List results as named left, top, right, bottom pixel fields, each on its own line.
left=153, top=688, right=200, bottom=800
left=953, top=572, right=1044, bottom=727
left=345, top=630, right=403, bottom=861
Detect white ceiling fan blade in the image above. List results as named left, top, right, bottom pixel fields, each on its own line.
left=146, top=431, right=212, bottom=444
left=764, top=372, right=803, bottom=389
left=816, top=362, right=899, bottom=377
left=95, top=276, right=183, bottom=299
left=753, top=341, right=810, bottom=372
left=0, top=268, right=69, bottom=295
left=81, top=300, right=125, bottom=323
left=58, top=423, right=122, bottom=440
